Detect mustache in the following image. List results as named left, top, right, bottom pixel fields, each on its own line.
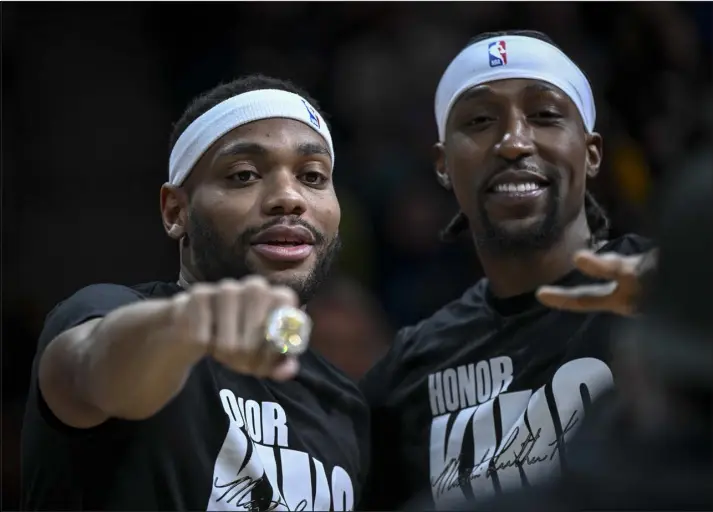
left=241, top=216, right=326, bottom=245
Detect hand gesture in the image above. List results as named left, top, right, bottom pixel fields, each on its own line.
left=171, top=276, right=310, bottom=381
left=536, top=249, right=657, bottom=317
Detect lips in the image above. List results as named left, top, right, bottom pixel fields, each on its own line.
left=250, top=225, right=315, bottom=263
left=251, top=225, right=315, bottom=246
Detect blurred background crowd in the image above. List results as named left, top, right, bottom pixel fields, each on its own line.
left=3, top=2, right=711, bottom=508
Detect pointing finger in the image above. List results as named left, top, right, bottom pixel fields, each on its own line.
left=537, top=281, right=619, bottom=299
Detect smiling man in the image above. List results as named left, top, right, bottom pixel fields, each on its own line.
left=360, top=31, right=654, bottom=510
left=22, top=75, right=367, bottom=511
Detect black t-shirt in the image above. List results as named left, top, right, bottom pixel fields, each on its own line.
left=22, top=281, right=369, bottom=511
left=461, top=391, right=713, bottom=512
left=359, top=235, right=653, bottom=510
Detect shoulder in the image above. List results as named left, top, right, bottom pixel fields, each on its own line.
left=360, top=280, right=489, bottom=402
left=43, top=284, right=143, bottom=336
left=130, top=281, right=182, bottom=298
left=39, top=281, right=174, bottom=354
left=50, top=281, right=176, bottom=318
left=396, top=279, right=488, bottom=356
left=51, top=281, right=171, bottom=313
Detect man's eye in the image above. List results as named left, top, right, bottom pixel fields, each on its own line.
left=228, top=170, right=259, bottom=183
left=531, top=111, right=563, bottom=121
left=467, top=116, right=495, bottom=126
left=301, top=171, right=327, bottom=186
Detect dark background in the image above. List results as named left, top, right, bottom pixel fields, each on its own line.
left=3, top=2, right=711, bottom=508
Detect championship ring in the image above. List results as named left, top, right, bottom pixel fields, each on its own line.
left=264, top=306, right=311, bottom=356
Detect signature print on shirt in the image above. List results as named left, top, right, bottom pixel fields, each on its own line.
left=428, top=357, right=614, bottom=507
left=208, top=389, right=355, bottom=511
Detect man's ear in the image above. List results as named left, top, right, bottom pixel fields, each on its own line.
left=433, top=142, right=452, bottom=190
left=585, top=132, right=603, bottom=178
left=160, top=184, right=188, bottom=241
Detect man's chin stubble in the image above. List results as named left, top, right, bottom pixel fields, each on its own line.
left=474, top=216, right=564, bottom=254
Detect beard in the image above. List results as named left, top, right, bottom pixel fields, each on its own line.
left=474, top=176, right=566, bottom=254
left=185, top=207, right=341, bottom=304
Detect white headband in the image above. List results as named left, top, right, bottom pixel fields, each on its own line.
left=435, top=35, right=595, bottom=141
left=169, top=89, right=334, bottom=186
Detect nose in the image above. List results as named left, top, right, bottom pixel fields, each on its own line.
left=261, top=170, right=307, bottom=217
left=494, top=112, right=536, bottom=162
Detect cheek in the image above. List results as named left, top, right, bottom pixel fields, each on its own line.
left=447, top=139, right=486, bottom=204
left=542, top=138, right=587, bottom=188
left=199, top=189, right=255, bottom=236
left=566, top=147, right=589, bottom=193
left=451, top=180, right=475, bottom=216
left=314, top=193, right=341, bottom=235
left=554, top=148, right=589, bottom=215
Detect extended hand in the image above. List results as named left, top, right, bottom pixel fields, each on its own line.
left=536, top=249, right=657, bottom=316
left=170, top=276, right=307, bottom=381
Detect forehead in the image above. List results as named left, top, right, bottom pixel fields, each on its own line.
left=452, top=78, right=571, bottom=108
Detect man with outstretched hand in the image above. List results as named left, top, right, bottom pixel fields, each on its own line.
left=360, top=30, right=655, bottom=511
left=22, top=75, right=366, bottom=511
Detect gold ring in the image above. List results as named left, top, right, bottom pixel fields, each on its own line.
left=264, top=306, right=312, bottom=356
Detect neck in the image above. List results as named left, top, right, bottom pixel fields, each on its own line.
left=177, top=240, right=202, bottom=289
left=177, top=269, right=197, bottom=289
left=476, top=212, right=593, bottom=298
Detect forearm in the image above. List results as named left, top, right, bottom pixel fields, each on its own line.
left=41, top=298, right=207, bottom=423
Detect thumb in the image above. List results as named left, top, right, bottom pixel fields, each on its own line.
left=574, top=251, right=627, bottom=280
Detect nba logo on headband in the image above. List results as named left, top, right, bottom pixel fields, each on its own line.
left=488, top=41, right=507, bottom=67
left=302, top=99, right=320, bottom=128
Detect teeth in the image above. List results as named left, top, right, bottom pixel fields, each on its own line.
left=493, top=182, right=541, bottom=193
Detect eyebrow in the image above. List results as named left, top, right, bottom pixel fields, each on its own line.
left=523, top=82, right=564, bottom=97
left=296, top=142, right=330, bottom=157
left=216, top=142, right=268, bottom=158
left=458, top=82, right=564, bottom=103
left=215, top=141, right=330, bottom=159
left=457, top=85, right=491, bottom=103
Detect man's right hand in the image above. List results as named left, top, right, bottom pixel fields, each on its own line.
left=170, top=276, right=303, bottom=381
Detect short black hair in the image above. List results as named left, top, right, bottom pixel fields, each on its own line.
left=169, top=74, right=328, bottom=154
left=440, top=29, right=609, bottom=243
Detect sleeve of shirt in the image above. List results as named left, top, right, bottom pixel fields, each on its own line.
left=356, top=326, right=414, bottom=511
left=37, top=284, right=146, bottom=352
left=27, top=283, right=146, bottom=432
